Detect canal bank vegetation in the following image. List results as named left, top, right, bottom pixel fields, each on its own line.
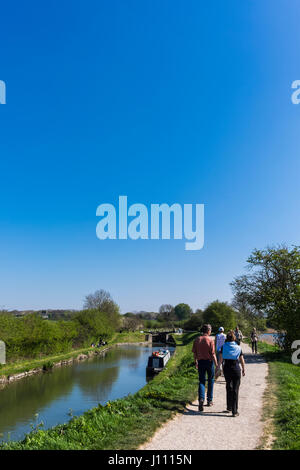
left=246, top=339, right=300, bottom=450
left=0, top=330, right=146, bottom=379
left=0, top=290, right=122, bottom=363
left=1, top=333, right=199, bottom=450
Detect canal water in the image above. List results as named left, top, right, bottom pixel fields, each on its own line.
left=259, top=333, right=280, bottom=344
left=0, top=344, right=175, bottom=443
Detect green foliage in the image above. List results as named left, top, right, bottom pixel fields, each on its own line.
left=74, top=309, right=115, bottom=346
left=231, top=245, right=300, bottom=350
left=83, top=289, right=120, bottom=323
left=174, top=303, right=193, bottom=321
left=0, top=313, right=77, bottom=359
left=234, top=309, right=267, bottom=336
left=42, top=361, right=54, bottom=371
left=202, top=300, right=236, bottom=332
left=0, top=308, right=121, bottom=361
left=183, top=310, right=204, bottom=330
left=142, top=319, right=161, bottom=329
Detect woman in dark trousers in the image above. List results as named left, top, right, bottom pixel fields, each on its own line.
left=218, top=331, right=245, bottom=417
left=251, top=328, right=258, bottom=354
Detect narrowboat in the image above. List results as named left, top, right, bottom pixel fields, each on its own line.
left=146, top=349, right=171, bottom=375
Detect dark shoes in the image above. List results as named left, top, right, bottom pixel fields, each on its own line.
left=198, top=400, right=213, bottom=411
left=232, top=412, right=239, bottom=417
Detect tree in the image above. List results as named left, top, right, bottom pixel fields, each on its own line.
left=230, top=245, right=300, bottom=350
left=174, top=303, right=193, bottom=321
left=158, top=304, right=175, bottom=322
left=75, top=309, right=115, bottom=345
left=202, top=301, right=236, bottom=332
left=83, top=289, right=118, bottom=313
left=121, top=315, right=143, bottom=332
left=183, top=310, right=204, bottom=330
left=231, top=298, right=266, bottom=335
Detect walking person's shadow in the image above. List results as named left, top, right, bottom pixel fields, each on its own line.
left=184, top=403, right=232, bottom=417
left=243, top=353, right=266, bottom=364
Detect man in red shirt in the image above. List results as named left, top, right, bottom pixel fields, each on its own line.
left=192, top=324, right=218, bottom=411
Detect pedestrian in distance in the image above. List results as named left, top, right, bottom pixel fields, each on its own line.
left=218, top=330, right=245, bottom=417
left=251, top=328, right=258, bottom=354
left=215, top=327, right=226, bottom=376
left=192, top=324, right=218, bottom=411
left=234, top=326, right=243, bottom=345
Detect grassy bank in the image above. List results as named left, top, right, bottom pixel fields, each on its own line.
left=0, top=331, right=146, bottom=378
left=0, top=309, right=120, bottom=361
left=251, top=340, right=300, bottom=450
left=1, top=333, right=198, bottom=450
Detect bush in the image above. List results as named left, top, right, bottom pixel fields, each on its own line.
left=0, top=308, right=120, bottom=361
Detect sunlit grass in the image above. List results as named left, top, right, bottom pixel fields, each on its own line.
left=253, top=340, right=300, bottom=450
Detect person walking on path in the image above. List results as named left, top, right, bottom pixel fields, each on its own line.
left=251, top=328, right=258, bottom=354
left=215, top=327, right=226, bottom=378
left=192, top=324, right=218, bottom=411
left=218, top=330, right=245, bottom=417
left=234, top=326, right=243, bottom=345
left=215, top=327, right=226, bottom=360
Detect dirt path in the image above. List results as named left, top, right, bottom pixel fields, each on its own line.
left=141, top=343, right=268, bottom=450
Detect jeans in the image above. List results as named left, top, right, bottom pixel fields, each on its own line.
left=251, top=341, right=257, bottom=353
left=223, top=366, right=241, bottom=414
left=197, top=360, right=215, bottom=403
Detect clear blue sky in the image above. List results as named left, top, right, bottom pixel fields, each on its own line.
left=0, top=1, right=299, bottom=313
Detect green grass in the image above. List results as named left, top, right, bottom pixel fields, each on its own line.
left=110, top=331, right=146, bottom=344
left=251, top=339, right=300, bottom=450
left=0, top=331, right=146, bottom=378
left=1, top=333, right=199, bottom=450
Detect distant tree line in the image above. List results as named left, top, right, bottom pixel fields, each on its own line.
left=123, top=298, right=266, bottom=335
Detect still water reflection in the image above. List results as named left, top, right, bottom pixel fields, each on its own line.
left=0, top=344, right=175, bottom=442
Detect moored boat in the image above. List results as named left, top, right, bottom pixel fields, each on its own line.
left=146, top=349, right=171, bottom=375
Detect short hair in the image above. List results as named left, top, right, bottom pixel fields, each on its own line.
left=202, top=324, right=212, bottom=334
left=226, top=330, right=236, bottom=342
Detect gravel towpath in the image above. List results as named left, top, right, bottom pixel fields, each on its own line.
left=141, top=342, right=268, bottom=450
